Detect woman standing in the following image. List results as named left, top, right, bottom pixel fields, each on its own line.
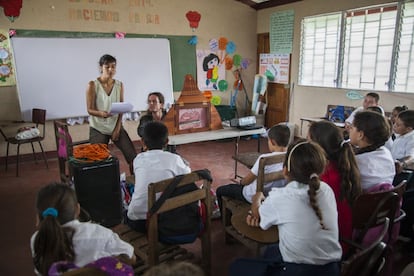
left=86, top=54, right=136, bottom=174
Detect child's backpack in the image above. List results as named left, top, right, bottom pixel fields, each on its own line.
left=147, top=169, right=212, bottom=244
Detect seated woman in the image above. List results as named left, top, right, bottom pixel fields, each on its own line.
left=137, top=92, right=167, bottom=138
left=348, top=110, right=395, bottom=191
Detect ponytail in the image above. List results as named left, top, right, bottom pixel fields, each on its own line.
left=33, top=215, right=75, bottom=275
left=337, top=143, right=362, bottom=205
left=307, top=174, right=327, bottom=230
left=33, top=183, right=78, bottom=275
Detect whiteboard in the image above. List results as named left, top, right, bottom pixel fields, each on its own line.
left=11, top=37, right=174, bottom=121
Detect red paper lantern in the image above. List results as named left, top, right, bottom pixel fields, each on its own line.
left=0, top=0, right=23, bottom=22
left=186, top=11, right=201, bottom=30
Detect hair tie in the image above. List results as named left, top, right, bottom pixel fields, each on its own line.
left=309, top=173, right=318, bottom=179
left=42, top=207, right=58, bottom=218
left=287, top=141, right=309, bottom=172
left=340, top=139, right=349, bottom=148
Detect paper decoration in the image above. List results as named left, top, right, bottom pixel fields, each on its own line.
left=0, top=0, right=22, bottom=22
left=0, top=28, right=16, bottom=86
left=188, top=35, right=198, bottom=45
left=196, top=49, right=225, bottom=91
left=186, top=11, right=201, bottom=31
left=115, top=32, right=126, bottom=39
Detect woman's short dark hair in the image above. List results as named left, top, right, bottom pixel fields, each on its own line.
left=148, top=92, right=165, bottom=105
left=99, top=54, right=116, bottom=66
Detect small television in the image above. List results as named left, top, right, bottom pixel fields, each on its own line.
left=174, top=102, right=211, bottom=134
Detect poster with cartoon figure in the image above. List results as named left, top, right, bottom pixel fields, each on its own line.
left=197, top=49, right=225, bottom=91
left=0, top=29, right=16, bottom=86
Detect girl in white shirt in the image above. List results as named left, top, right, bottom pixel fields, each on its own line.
left=31, top=183, right=135, bottom=275
left=230, top=140, right=342, bottom=275
left=348, top=111, right=395, bottom=190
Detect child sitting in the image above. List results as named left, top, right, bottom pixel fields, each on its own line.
left=390, top=110, right=414, bottom=246
left=391, top=110, right=414, bottom=180
left=230, top=140, right=342, bottom=275
left=308, top=121, right=362, bottom=254
left=126, top=121, right=191, bottom=233
left=216, top=124, right=290, bottom=211
left=348, top=110, right=395, bottom=190
left=31, top=183, right=135, bottom=275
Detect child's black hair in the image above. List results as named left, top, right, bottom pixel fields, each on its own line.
left=397, top=110, right=414, bottom=129
left=267, top=124, right=290, bottom=147
left=353, top=111, right=390, bottom=154
left=142, top=121, right=168, bottom=150
left=284, top=139, right=328, bottom=229
left=309, top=121, right=362, bottom=204
left=33, top=183, right=77, bottom=275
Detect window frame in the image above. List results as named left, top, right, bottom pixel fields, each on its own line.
left=298, top=1, right=413, bottom=93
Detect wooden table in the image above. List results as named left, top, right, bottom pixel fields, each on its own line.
left=231, top=208, right=279, bottom=243
left=168, top=126, right=266, bottom=179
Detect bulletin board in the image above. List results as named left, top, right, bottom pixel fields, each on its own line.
left=10, top=30, right=196, bottom=121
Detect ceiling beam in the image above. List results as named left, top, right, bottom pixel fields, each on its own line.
left=236, top=0, right=303, bottom=10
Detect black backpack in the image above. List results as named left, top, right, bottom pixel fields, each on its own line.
left=147, top=169, right=212, bottom=244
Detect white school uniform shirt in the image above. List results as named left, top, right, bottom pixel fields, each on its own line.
left=384, top=136, right=394, bottom=152
left=30, top=219, right=134, bottom=273
left=391, top=130, right=414, bottom=160
left=242, top=151, right=286, bottom=203
left=128, top=149, right=191, bottom=220
left=355, top=146, right=395, bottom=190
left=259, top=181, right=342, bottom=265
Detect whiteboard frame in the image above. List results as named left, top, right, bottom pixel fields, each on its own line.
left=11, top=37, right=174, bottom=121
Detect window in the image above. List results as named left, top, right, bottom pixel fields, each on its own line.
left=299, top=13, right=341, bottom=87
left=299, top=1, right=414, bottom=93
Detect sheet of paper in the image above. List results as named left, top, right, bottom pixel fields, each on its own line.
left=109, top=102, right=133, bottom=114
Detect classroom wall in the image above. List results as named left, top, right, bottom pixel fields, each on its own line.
left=257, top=0, right=414, bottom=137
left=0, top=0, right=257, bottom=157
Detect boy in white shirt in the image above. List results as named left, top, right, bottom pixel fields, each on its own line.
left=126, top=121, right=191, bottom=232
left=216, top=124, right=290, bottom=212
left=345, top=92, right=384, bottom=131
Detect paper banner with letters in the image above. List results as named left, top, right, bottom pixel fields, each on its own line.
left=0, top=29, right=16, bottom=86
left=259, top=53, right=290, bottom=84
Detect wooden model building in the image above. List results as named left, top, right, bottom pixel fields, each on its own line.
left=163, top=74, right=223, bottom=135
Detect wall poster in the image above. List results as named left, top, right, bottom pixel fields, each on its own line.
left=259, top=53, right=290, bottom=84
left=0, top=29, right=16, bottom=86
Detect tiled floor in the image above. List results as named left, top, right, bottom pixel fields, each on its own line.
left=1, top=137, right=413, bottom=275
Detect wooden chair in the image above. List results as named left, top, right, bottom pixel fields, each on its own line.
left=0, top=108, right=48, bottom=176
left=53, top=120, right=89, bottom=183
left=343, top=181, right=406, bottom=276
left=113, top=170, right=212, bottom=275
left=222, top=153, right=285, bottom=256
left=341, top=217, right=389, bottom=276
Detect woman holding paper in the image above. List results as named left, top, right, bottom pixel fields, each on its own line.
left=86, top=54, right=136, bottom=174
